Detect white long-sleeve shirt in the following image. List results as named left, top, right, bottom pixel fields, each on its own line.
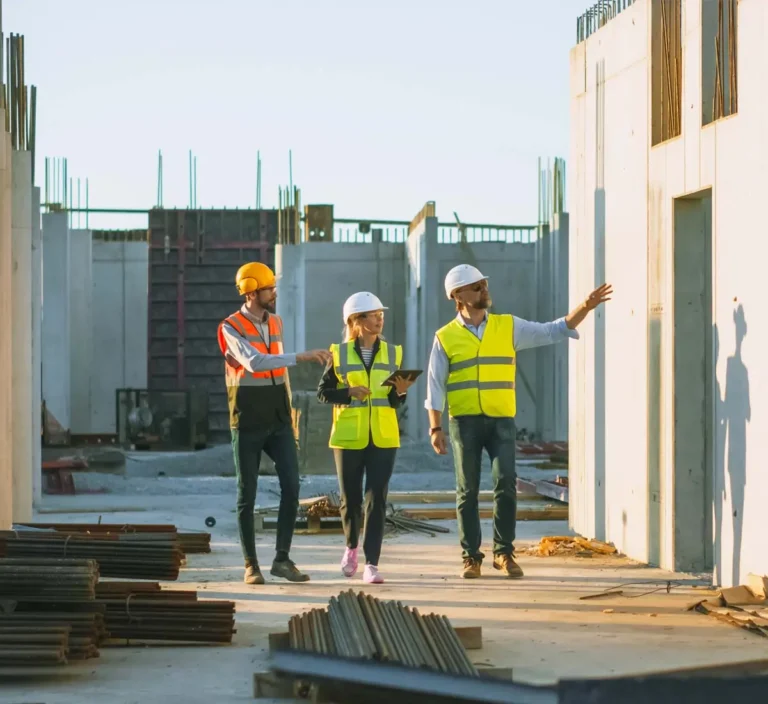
left=424, top=312, right=579, bottom=413
left=220, top=305, right=297, bottom=373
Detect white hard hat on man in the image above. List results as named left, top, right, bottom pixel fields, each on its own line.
left=444, top=264, right=489, bottom=300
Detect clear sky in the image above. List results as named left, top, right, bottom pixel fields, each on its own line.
left=5, top=0, right=578, bottom=230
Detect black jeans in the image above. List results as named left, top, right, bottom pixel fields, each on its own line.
left=231, top=423, right=300, bottom=566
left=448, top=415, right=517, bottom=560
left=334, top=444, right=397, bottom=566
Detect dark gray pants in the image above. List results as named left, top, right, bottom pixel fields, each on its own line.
left=231, top=424, right=300, bottom=566
left=334, top=444, right=397, bottom=566
left=448, top=415, right=517, bottom=560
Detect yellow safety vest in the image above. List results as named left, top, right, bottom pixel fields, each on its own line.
left=435, top=314, right=516, bottom=418
left=328, top=340, right=403, bottom=450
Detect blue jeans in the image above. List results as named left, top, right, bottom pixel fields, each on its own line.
left=231, top=423, right=300, bottom=565
left=448, top=415, right=518, bottom=560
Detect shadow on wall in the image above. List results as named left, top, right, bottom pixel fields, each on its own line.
left=714, top=305, right=750, bottom=586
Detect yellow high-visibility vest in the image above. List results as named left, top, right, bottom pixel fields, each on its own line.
left=435, top=314, right=516, bottom=418
left=329, top=340, right=403, bottom=450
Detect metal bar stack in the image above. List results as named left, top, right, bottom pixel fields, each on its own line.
left=0, top=530, right=184, bottom=580
left=94, top=581, right=236, bottom=645
left=0, top=558, right=106, bottom=664
left=17, top=523, right=212, bottom=556
left=288, top=591, right=477, bottom=677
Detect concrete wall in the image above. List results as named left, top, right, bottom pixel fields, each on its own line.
left=90, top=239, right=149, bottom=433
left=69, top=230, right=93, bottom=434
left=11, top=151, right=33, bottom=522
left=42, top=213, right=71, bottom=433
left=535, top=215, right=570, bottom=442
left=569, top=0, right=768, bottom=586
left=31, top=187, right=42, bottom=505
left=0, top=115, right=12, bottom=529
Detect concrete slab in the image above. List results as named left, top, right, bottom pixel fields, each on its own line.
left=2, top=490, right=764, bottom=703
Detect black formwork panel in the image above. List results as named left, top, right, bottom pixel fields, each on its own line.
left=147, top=209, right=278, bottom=444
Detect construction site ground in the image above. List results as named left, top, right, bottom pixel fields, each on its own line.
left=6, top=452, right=767, bottom=703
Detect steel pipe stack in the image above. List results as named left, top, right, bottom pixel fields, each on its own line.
left=0, top=530, right=184, bottom=580
left=287, top=590, right=478, bottom=677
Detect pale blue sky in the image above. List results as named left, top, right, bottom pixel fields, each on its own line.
left=6, top=0, right=577, bottom=230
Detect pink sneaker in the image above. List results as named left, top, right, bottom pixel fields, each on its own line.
left=341, top=547, right=358, bottom=577
left=363, top=564, right=384, bottom=584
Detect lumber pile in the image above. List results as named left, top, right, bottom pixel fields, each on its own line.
left=523, top=535, right=618, bottom=557
left=693, top=575, right=768, bottom=638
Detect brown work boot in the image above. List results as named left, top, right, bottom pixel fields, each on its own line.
left=493, top=553, right=524, bottom=579
left=244, top=564, right=265, bottom=585
left=461, top=557, right=482, bottom=579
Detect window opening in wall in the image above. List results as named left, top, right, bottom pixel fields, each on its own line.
left=651, top=0, right=682, bottom=146
left=702, top=0, right=738, bottom=125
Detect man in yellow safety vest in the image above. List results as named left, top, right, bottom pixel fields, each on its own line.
left=425, top=264, right=612, bottom=579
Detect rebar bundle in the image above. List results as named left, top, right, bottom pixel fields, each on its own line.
left=18, top=523, right=212, bottom=556
left=0, top=530, right=184, bottom=580
left=95, top=581, right=236, bottom=644
left=0, top=558, right=106, bottom=663
left=288, top=591, right=477, bottom=677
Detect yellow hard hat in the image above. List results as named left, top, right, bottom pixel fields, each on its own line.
left=235, top=262, right=276, bottom=295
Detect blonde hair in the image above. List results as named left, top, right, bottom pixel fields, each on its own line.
left=342, top=313, right=385, bottom=343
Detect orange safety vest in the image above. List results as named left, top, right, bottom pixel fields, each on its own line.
left=216, top=310, right=287, bottom=387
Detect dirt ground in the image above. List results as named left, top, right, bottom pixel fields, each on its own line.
left=3, top=487, right=766, bottom=704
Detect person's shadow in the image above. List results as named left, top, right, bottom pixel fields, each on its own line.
left=719, top=305, right=750, bottom=586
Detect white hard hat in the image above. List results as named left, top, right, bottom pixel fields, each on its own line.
left=342, top=291, right=388, bottom=323
left=444, top=264, right=489, bottom=299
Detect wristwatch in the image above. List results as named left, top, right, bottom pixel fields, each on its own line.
left=429, top=426, right=442, bottom=436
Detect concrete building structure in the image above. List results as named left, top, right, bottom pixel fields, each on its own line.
left=42, top=212, right=71, bottom=437
left=569, top=0, right=762, bottom=586
left=40, top=220, right=149, bottom=438
left=90, top=234, right=148, bottom=434
left=11, top=150, right=33, bottom=522
left=0, top=111, right=13, bottom=529
left=69, top=229, right=93, bottom=435
left=31, top=186, right=42, bottom=506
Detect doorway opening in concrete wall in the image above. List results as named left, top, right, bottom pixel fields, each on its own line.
left=672, top=189, right=713, bottom=573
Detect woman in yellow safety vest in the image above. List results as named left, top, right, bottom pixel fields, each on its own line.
left=317, top=291, right=415, bottom=584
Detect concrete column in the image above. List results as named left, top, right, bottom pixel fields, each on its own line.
left=42, top=213, right=71, bottom=435
left=69, top=229, right=93, bottom=434
left=11, top=151, right=33, bottom=522
left=552, top=212, right=570, bottom=442
left=0, top=117, right=13, bottom=529
left=31, top=186, right=42, bottom=506
left=404, top=215, right=439, bottom=440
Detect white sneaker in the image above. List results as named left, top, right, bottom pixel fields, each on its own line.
left=363, top=564, right=384, bottom=584
left=341, top=547, right=358, bottom=577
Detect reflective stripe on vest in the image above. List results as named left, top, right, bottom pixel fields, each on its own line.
left=329, top=340, right=403, bottom=450
left=435, top=314, right=516, bottom=418
left=216, top=311, right=287, bottom=387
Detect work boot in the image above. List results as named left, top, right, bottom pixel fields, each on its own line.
left=461, top=557, right=482, bottom=579
left=244, top=564, right=265, bottom=585
left=493, top=553, right=524, bottom=579
left=363, top=565, right=384, bottom=584
left=341, top=547, right=359, bottom=578
left=270, top=558, right=310, bottom=583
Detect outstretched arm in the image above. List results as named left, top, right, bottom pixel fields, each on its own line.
left=565, top=283, right=613, bottom=330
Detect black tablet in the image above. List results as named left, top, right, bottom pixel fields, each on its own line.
left=381, top=369, right=423, bottom=387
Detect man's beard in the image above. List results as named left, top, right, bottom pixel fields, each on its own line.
left=264, top=299, right=277, bottom=313
left=474, top=295, right=492, bottom=310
